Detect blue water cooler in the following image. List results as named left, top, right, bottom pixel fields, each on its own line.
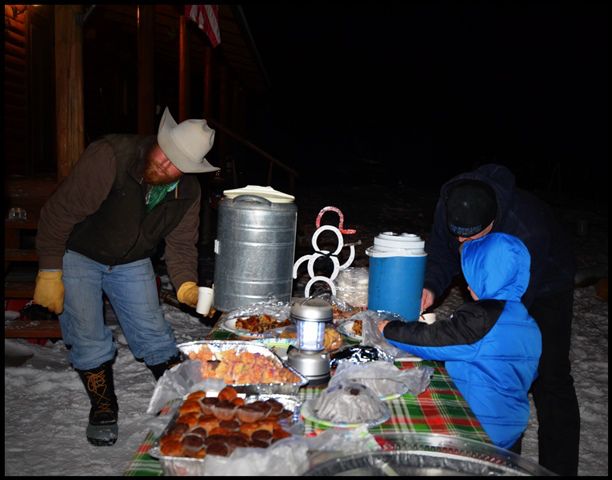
left=366, top=232, right=427, bottom=322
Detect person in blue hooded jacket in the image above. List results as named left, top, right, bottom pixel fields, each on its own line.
left=420, top=164, right=579, bottom=476
left=381, top=232, right=542, bottom=452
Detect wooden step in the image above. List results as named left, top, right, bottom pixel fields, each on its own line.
left=5, top=217, right=39, bottom=230
left=5, top=248, right=38, bottom=262
left=5, top=320, right=62, bottom=339
left=4, top=280, right=35, bottom=298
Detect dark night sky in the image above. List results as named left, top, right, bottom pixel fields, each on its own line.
left=241, top=2, right=608, bottom=199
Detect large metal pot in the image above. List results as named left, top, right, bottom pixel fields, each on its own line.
left=213, top=194, right=297, bottom=311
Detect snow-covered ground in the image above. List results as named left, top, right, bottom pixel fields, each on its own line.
left=5, top=185, right=607, bottom=476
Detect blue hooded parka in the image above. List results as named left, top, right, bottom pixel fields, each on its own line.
left=383, top=233, right=542, bottom=449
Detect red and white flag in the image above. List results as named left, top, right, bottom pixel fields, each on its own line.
left=185, top=5, right=221, bottom=48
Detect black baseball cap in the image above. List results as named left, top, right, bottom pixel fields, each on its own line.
left=446, top=180, right=497, bottom=237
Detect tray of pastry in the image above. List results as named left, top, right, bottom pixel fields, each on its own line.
left=178, top=340, right=308, bottom=395
left=149, top=386, right=302, bottom=476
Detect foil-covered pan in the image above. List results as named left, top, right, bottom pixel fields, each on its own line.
left=150, top=393, right=303, bottom=476
left=178, top=340, right=308, bottom=395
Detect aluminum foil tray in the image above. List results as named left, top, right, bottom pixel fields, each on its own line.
left=151, top=394, right=303, bottom=476
left=305, top=433, right=555, bottom=476
left=178, top=340, right=308, bottom=395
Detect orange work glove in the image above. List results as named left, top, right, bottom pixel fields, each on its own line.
left=176, top=281, right=199, bottom=308
left=33, top=270, right=65, bottom=314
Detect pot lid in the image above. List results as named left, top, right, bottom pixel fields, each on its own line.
left=223, top=185, right=295, bottom=203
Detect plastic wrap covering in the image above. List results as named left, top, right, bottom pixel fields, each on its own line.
left=334, top=267, right=369, bottom=308
left=224, top=300, right=292, bottom=324
left=147, top=359, right=225, bottom=414
left=303, top=291, right=365, bottom=325
left=329, top=345, right=391, bottom=368
left=151, top=394, right=306, bottom=476
left=351, top=309, right=407, bottom=359
left=328, top=361, right=434, bottom=400
left=308, top=382, right=390, bottom=425
left=219, top=300, right=293, bottom=338
left=176, top=340, right=309, bottom=396
left=173, top=437, right=308, bottom=476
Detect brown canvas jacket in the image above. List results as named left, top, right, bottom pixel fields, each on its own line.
left=36, top=136, right=200, bottom=290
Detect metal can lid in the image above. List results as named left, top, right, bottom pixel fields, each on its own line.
left=290, top=298, right=332, bottom=322
left=223, top=185, right=295, bottom=203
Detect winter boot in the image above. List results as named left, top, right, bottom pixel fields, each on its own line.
left=76, top=360, right=119, bottom=446
left=147, top=353, right=183, bottom=381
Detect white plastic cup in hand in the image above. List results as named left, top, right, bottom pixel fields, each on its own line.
left=196, top=286, right=214, bottom=315
left=419, top=313, right=437, bottom=325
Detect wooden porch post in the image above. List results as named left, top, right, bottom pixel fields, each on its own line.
left=137, top=5, right=155, bottom=134
left=54, top=5, right=84, bottom=180
left=218, top=65, right=228, bottom=163
left=200, top=46, right=215, bottom=247
left=179, top=14, right=190, bottom=122
left=203, top=46, right=213, bottom=118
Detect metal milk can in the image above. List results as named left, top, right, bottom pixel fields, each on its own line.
left=213, top=186, right=297, bottom=311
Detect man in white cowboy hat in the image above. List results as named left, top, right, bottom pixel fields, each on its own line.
left=33, top=107, right=218, bottom=446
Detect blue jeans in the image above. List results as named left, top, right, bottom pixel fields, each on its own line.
left=60, top=250, right=178, bottom=371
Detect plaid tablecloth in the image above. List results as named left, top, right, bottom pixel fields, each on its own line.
left=123, top=323, right=490, bottom=475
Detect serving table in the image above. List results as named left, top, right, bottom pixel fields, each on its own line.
left=123, top=318, right=490, bottom=476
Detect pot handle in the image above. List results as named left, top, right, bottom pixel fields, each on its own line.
left=232, top=194, right=273, bottom=206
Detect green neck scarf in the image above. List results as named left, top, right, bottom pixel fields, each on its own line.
left=145, top=181, right=179, bottom=212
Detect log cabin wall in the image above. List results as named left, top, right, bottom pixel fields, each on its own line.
left=4, top=4, right=288, bottom=214
left=82, top=5, right=139, bottom=142
left=4, top=5, right=30, bottom=177
left=29, top=6, right=56, bottom=177
left=81, top=5, right=220, bottom=145
left=4, top=5, right=56, bottom=180
left=4, top=4, right=274, bottom=184
left=4, top=3, right=57, bottom=306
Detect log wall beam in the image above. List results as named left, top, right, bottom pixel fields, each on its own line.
left=55, top=5, right=84, bottom=180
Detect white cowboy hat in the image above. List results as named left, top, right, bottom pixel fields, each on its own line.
left=157, top=107, right=219, bottom=173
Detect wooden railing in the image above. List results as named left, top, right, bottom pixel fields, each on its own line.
left=207, top=118, right=298, bottom=193
left=4, top=177, right=57, bottom=297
